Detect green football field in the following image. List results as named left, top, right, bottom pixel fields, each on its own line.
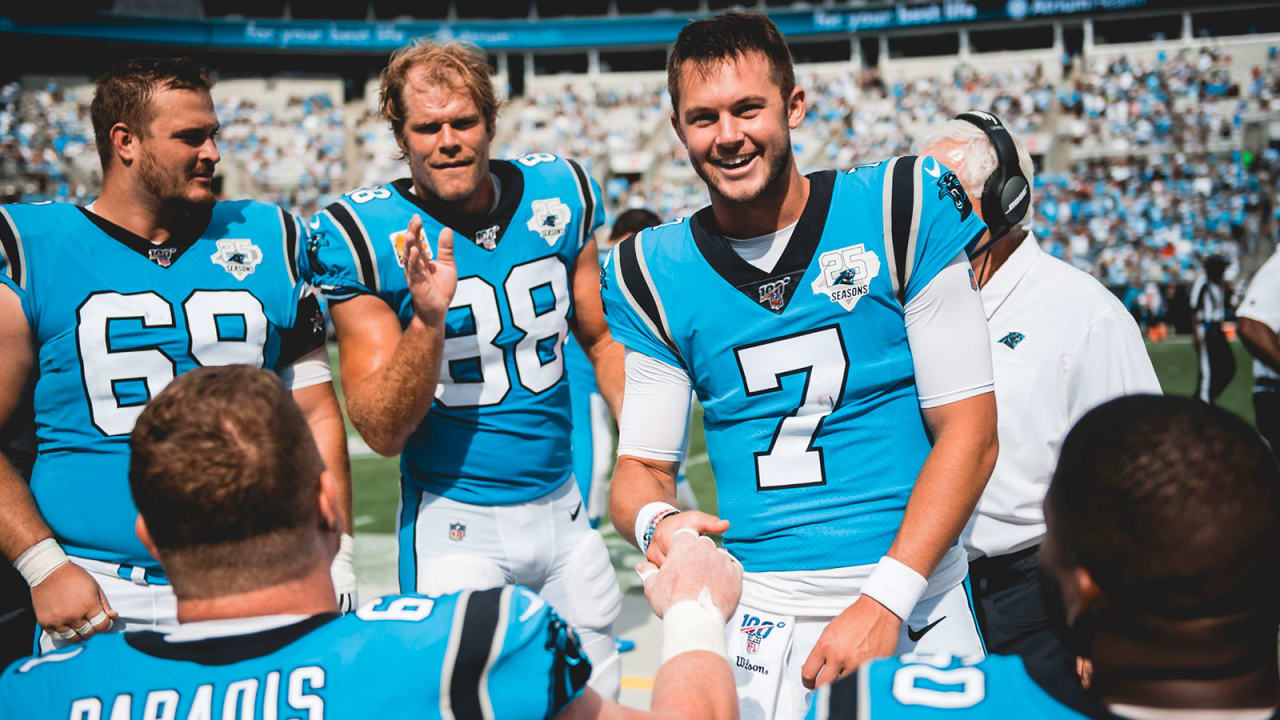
left=342, top=337, right=1257, bottom=577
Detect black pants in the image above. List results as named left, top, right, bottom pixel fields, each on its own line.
left=1254, top=391, right=1280, bottom=453
left=0, top=563, right=33, bottom=666
left=968, top=546, right=1074, bottom=676
left=1197, top=326, right=1236, bottom=403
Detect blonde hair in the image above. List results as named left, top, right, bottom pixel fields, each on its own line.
left=379, top=38, right=499, bottom=138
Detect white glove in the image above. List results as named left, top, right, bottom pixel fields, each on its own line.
left=330, top=533, right=358, bottom=614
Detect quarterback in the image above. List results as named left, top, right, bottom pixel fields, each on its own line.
left=603, top=14, right=998, bottom=719
left=301, top=39, right=626, bottom=696
left=0, top=58, right=352, bottom=653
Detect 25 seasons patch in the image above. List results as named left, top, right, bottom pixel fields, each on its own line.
left=811, top=244, right=881, bottom=311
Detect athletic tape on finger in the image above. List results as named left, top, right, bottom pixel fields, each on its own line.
left=636, top=568, right=659, bottom=583
left=75, top=622, right=94, bottom=637
left=54, top=629, right=78, bottom=641
left=88, top=610, right=109, bottom=627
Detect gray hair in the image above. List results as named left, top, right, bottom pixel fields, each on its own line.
left=918, top=119, right=1035, bottom=234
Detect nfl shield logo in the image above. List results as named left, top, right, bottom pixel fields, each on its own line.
left=148, top=247, right=177, bottom=268
left=448, top=522, right=465, bottom=542
left=738, top=614, right=781, bottom=655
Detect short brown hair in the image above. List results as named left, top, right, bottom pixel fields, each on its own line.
left=667, top=12, right=796, bottom=113
left=129, top=365, right=324, bottom=599
left=379, top=38, right=499, bottom=139
left=90, top=57, right=213, bottom=172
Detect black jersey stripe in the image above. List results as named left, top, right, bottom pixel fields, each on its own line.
left=280, top=207, right=299, bottom=286
left=567, top=159, right=595, bottom=249
left=325, top=201, right=378, bottom=294
left=450, top=586, right=504, bottom=720
left=889, top=155, right=919, bottom=305
left=0, top=207, right=23, bottom=289
left=616, top=234, right=677, bottom=353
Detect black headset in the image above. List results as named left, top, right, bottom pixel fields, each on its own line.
left=954, top=110, right=1030, bottom=256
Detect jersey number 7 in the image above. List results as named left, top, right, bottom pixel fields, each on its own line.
left=734, top=325, right=848, bottom=490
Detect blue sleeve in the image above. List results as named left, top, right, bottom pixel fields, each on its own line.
left=587, top=174, right=606, bottom=239
left=487, top=586, right=592, bottom=719
left=0, top=206, right=33, bottom=322
left=600, top=236, right=684, bottom=369
left=301, top=207, right=374, bottom=303
left=903, top=156, right=989, bottom=304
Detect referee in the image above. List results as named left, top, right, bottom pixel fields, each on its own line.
left=919, top=114, right=1160, bottom=673
left=1192, top=255, right=1236, bottom=404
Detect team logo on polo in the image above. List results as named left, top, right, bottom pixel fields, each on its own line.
left=527, top=198, right=571, bottom=245
left=811, top=244, right=881, bottom=311
left=758, top=277, right=790, bottom=311
left=474, top=224, right=500, bottom=251
left=448, top=522, right=465, bottom=542
left=210, top=239, right=262, bottom=280
left=998, top=331, right=1025, bottom=349
left=148, top=247, right=177, bottom=268
left=739, top=614, right=784, bottom=655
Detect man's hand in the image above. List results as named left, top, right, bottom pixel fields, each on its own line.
left=31, top=563, right=116, bottom=643
left=800, top=595, right=901, bottom=689
left=400, top=215, right=457, bottom=326
left=646, top=511, right=730, bottom=566
left=637, top=530, right=741, bottom=620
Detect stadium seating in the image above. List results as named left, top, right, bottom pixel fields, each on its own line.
left=2, top=34, right=1277, bottom=312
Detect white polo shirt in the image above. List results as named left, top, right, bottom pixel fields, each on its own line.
left=1237, top=249, right=1280, bottom=390
left=964, top=234, right=1162, bottom=560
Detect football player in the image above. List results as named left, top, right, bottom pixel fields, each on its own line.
left=0, top=365, right=743, bottom=720
left=825, top=394, right=1280, bottom=717
left=301, top=39, right=626, bottom=696
left=0, top=58, right=354, bottom=654
left=602, top=13, right=998, bottom=719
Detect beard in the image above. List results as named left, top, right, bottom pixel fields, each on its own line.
left=138, top=147, right=215, bottom=210
left=693, top=141, right=793, bottom=207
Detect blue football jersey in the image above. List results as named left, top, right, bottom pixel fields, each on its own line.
left=825, top=654, right=1127, bottom=719
left=302, top=155, right=605, bottom=505
left=0, top=202, right=325, bottom=569
left=601, top=158, right=986, bottom=572
left=0, top=586, right=591, bottom=719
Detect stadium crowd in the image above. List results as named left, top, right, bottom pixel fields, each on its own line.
left=3, top=43, right=1279, bottom=322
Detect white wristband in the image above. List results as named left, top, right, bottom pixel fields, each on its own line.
left=15, top=538, right=70, bottom=588
left=660, top=588, right=728, bottom=663
left=860, top=556, right=929, bottom=622
left=634, top=501, right=679, bottom=554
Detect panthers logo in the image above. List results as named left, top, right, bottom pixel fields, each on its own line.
left=937, top=171, right=973, bottom=221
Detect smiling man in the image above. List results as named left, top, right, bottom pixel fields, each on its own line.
left=602, top=13, right=998, bottom=719
left=301, top=39, right=626, bottom=698
left=0, top=57, right=352, bottom=654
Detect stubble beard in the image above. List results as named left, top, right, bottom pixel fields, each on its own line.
left=695, top=142, right=793, bottom=208
left=138, top=147, right=214, bottom=211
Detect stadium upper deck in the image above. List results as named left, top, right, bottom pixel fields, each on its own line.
left=0, top=3, right=1277, bottom=292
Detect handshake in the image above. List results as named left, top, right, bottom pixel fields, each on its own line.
left=637, top=529, right=742, bottom=663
